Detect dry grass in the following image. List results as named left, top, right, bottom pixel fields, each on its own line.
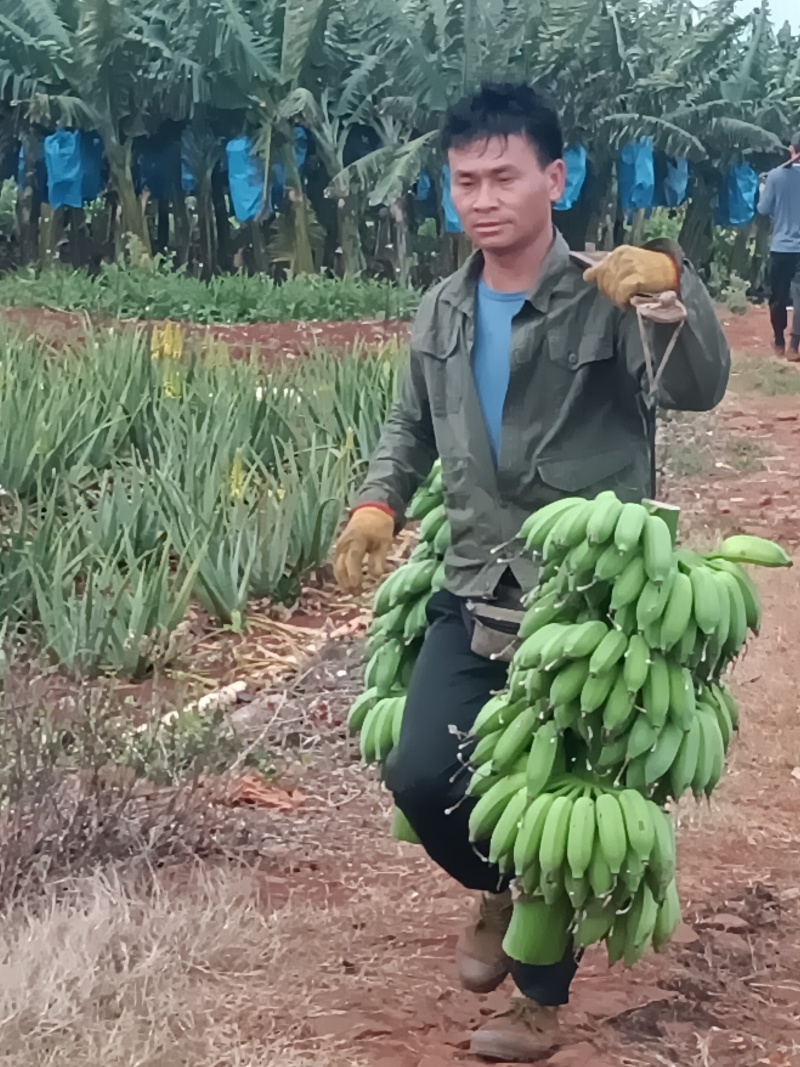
left=730, top=353, right=800, bottom=396
left=0, top=866, right=374, bottom=1067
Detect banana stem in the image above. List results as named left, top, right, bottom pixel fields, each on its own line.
left=643, top=499, right=680, bottom=545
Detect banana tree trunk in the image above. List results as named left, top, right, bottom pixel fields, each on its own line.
left=197, top=177, right=218, bottom=281
left=390, top=198, right=411, bottom=288
left=678, top=170, right=715, bottom=277
left=284, top=147, right=314, bottom=275
left=173, top=192, right=191, bottom=268
left=16, top=127, right=42, bottom=268
left=105, top=141, right=152, bottom=259
left=337, top=195, right=366, bottom=276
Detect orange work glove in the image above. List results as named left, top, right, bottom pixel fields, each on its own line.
left=583, top=246, right=680, bottom=308
left=333, top=505, right=395, bottom=593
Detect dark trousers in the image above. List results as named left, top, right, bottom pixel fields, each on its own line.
left=769, top=251, right=800, bottom=348
left=384, top=590, right=580, bottom=1006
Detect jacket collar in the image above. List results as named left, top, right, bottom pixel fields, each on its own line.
left=441, top=229, right=576, bottom=316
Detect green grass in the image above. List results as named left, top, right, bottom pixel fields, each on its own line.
left=731, top=355, right=800, bottom=397
left=0, top=260, right=420, bottom=324
left=657, top=410, right=764, bottom=481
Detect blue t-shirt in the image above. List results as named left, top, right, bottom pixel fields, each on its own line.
left=472, top=281, right=526, bottom=464
left=757, top=164, right=800, bottom=252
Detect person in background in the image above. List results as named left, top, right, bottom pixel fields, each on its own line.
left=334, top=83, right=730, bottom=1062
left=757, top=131, right=800, bottom=359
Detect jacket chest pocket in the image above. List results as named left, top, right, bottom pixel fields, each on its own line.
left=421, top=340, right=465, bottom=416
left=548, top=325, right=614, bottom=373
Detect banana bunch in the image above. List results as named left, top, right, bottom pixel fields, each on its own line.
left=465, top=492, right=790, bottom=968
left=491, top=775, right=683, bottom=968
left=346, top=462, right=449, bottom=765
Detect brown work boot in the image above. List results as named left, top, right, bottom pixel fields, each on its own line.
left=455, top=890, right=512, bottom=993
left=470, top=999, right=561, bottom=1062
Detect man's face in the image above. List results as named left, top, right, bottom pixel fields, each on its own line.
left=448, top=134, right=566, bottom=254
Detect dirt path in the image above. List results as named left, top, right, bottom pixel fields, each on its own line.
left=247, top=349, right=800, bottom=1067
left=0, top=300, right=777, bottom=361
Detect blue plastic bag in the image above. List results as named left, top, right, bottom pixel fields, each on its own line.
left=554, top=144, right=587, bottom=211
left=226, top=137, right=264, bottom=223
left=716, top=162, right=757, bottom=227
left=79, top=132, right=104, bottom=202
left=134, top=136, right=180, bottom=200
left=415, top=170, right=432, bottom=202
left=294, top=126, right=308, bottom=169
left=441, top=164, right=462, bottom=233
left=654, top=157, right=689, bottom=208
left=44, top=130, right=83, bottom=209
left=17, top=143, right=48, bottom=201
left=618, top=137, right=655, bottom=212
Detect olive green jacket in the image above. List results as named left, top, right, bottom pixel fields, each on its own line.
left=355, top=231, right=730, bottom=598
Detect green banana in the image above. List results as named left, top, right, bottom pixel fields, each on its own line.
left=659, top=570, right=694, bottom=650
left=595, top=542, right=639, bottom=582
left=516, top=623, right=566, bottom=670
left=574, top=896, right=619, bottom=947
left=708, top=558, right=762, bottom=635
left=433, top=519, right=451, bottom=557
left=364, top=639, right=404, bottom=696
left=538, top=793, right=576, bottom=880
left=614, top=501, right=649, bottom=553
left=492, top=707, right=539, bottom=774
left=581, top=666, right=620, bottom=714
left=688, top=563, right=722, bottom=636
left=623, top=633, right=651, bottom=693
left=667, top=662, right=696, bottom=730
left=636, top=570, right=675, bottom=630
left=588, top=836, right=616, bottom=897
left=710, top=534, right=791, bottom=568
left=652, top=879, right=682, bottom=952
left=470, top=727, right=503, bottom=768
left=347, top=687, right=378, bottom=735
left=618, top=789, right=656, bottom=863
left=626, top=713, right=659, bottom=761
left=521, top=498, right=584, bottom=553
left=643, top=719, right=683, bottom=787
left=513, top=791, right=557, bottom=879
left=589, top=629, right=628, bottom=676
left=564, top=869, right=591, bottom=909
left=419, top=503, right=447, bottom=543
left=566, top=792, right=597, bottom=878
left=642, top=513, right=674, bottom=584
left=594, top=792, right=628, bottom=874
left=548, top=499, right=594, bottom=550
left=646, top=805, right=676, bottom=902
left=488, top=786, right=530, bottom=865
left=668, top=716, right=700, bottom=800
left=563, top=619, right=609, bottom=659
left=624, top=882, right=659, bottom=966
left=718, top=569, right=748, bottom=657
left=586, top=490, right=624, bottom=545
left=609, top=555, right=648, bottom=611
left=468, top=772, right=529, bottom=842
left=549, top=658, right=591, bottom=707
left=472, top=693, right=525, bottom=740
left=602, top=671, right=636, bottom=736
left=641, top=653, right=670, bottom=729
left=526, top=720, right=562, bottom=797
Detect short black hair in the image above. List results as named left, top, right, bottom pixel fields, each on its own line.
left=440, top=82, right=563, bottom=166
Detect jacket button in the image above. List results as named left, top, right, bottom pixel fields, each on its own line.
left=568, top=352, right=579, bottom=367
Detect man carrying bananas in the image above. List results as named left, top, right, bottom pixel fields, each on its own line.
left=334, top=82, right=730, bottom=1062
